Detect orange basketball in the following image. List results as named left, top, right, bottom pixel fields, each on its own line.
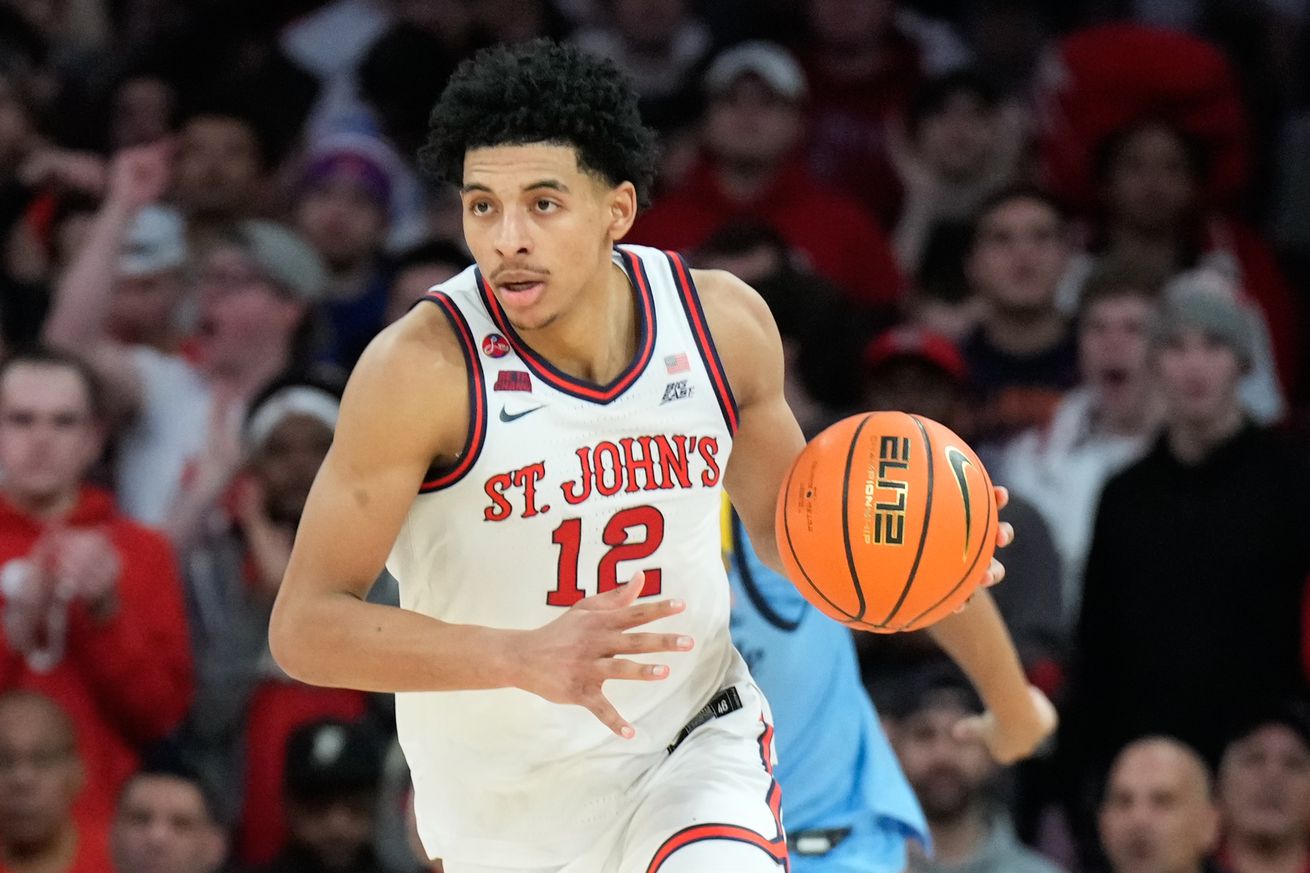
left=774, top=412, right=998, bottom=633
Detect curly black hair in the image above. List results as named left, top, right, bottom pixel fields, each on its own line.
left=420, top=39, right=659, bottom=206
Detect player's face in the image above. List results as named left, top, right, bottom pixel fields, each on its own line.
left=966, top=198, right=1070, bottom=315
left=461, top=143, right=637, bottom=333
left=112, top=776, right=224, bottom=873
left=892, top=703, right=993, bottom=822
left=1098, top=747, right=1216, bottom=873
left=0, top=364, right=100, bottom=506
left=1155, top=327, right=1244, bottom=430
left=1079, top=294, right=1157, bottom=421
left=1218, top=725, right=1310, bottom=843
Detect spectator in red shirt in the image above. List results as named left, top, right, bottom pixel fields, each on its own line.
left=630, top=41, right=906, bottom=312
left=1216, top=706, right=1310, bottom=873
left=0, top=690, right=111, bottom=873
left=0, top=348, right=193, bottom=823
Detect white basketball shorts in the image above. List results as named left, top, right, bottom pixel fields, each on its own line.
left=445, top=679, right=790, bottom=873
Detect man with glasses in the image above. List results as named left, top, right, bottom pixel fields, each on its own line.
left=42, top=142, right=329, bottom=541
left=0, top=691, right=111, bottom=873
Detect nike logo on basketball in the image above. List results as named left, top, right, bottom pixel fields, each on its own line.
left=944, top=446, right=974, bottom=558
left=499, top=404, right=545, bottom=423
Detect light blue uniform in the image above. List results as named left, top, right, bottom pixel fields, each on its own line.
left=725, top=511, right=930, bottom=873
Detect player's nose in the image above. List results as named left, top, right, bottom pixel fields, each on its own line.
left=494, top=208, right=533, bottom=257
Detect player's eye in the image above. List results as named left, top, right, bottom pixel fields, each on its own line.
left=469, top=200, right=493, bottom=216
left=534, top=199, right=559, bottom=213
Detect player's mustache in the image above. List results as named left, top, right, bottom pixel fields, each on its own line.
left=489, top=265, right=552, bottom=281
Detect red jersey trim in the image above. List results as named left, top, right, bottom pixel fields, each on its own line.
left=419, top=293, right=487, bottom=492
left=645, top=718, right=789, bottom=873
left=665, top=251, right=740, bottom=436
left=473, top=249, right=657, bottom=404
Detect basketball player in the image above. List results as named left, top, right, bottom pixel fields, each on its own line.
left=269, top=39, right=1054, bottom=873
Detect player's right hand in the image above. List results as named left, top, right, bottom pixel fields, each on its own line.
left=512, top=571, right=693, bottom=739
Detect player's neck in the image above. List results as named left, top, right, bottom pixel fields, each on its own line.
left=518, top=259, right=639, bottom=386
left=927, top=806, right=991, bottom=865
left=1225, top=833, right=1309, bottom=873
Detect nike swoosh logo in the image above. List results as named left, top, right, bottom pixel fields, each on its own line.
left=499, top=404, right=545, bottom=423
left=944, top=446, right=975, bottom=559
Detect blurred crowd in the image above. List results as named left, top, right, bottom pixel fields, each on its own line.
left=2, top=0, right=1310, bottom=872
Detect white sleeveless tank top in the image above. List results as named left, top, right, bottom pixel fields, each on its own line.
left=387, top=244, right=743, bottom=867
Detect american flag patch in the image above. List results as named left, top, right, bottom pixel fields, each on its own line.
left=665, top=353, right=689, bottom=374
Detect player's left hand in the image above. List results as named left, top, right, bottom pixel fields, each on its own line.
left=983, top=486, right=1012, bottom=587
left=954, top=683, right=1058, bottom=765
left=954, top=486, right=1012, bottom=614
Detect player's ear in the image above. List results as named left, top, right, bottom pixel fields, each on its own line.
left=607, top=181, right=638, bottom=241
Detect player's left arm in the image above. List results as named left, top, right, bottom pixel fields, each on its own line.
left=696, top=268, right=1055, bottom=764
left=692, top=269, right=804, bottom=575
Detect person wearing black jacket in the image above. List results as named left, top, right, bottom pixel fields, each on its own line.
left=1061, top=281, right=1310, bottom=862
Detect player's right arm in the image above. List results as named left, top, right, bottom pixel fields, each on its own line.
left=268, top=307, right=689, bottom=737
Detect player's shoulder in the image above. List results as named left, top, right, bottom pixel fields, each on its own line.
left=689, top=269, right=782, bottom=407
left=358, top=296, right=468, bottom=381
left=689, top=269, right=778, bottom=348
left=338, top=297, right=471, bottom=456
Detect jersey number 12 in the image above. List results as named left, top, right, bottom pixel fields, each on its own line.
left=546, top=506, right=664, bottom=606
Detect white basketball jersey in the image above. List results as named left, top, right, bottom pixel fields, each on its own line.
left=388, top=245, right=743, bottom=868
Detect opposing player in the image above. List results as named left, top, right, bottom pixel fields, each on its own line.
left=724, top=504, right=930, bottom=873
left=269, top=39, right=1054, bottom=873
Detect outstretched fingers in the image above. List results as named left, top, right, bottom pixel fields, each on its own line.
left=583, top=691, right=636, bottom=739
left=577, top=570, right=647, bottom=611
left=609, top=631, right=694, bottom=656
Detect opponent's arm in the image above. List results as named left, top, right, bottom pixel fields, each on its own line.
left=697, top=269, right=1054, bottom=761
left=927, top=581, right=1057, bottom=763
left=268, top=308, right=688, bottom=737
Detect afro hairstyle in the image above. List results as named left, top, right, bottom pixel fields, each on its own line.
left=420, top=39, right=659, bottom=206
